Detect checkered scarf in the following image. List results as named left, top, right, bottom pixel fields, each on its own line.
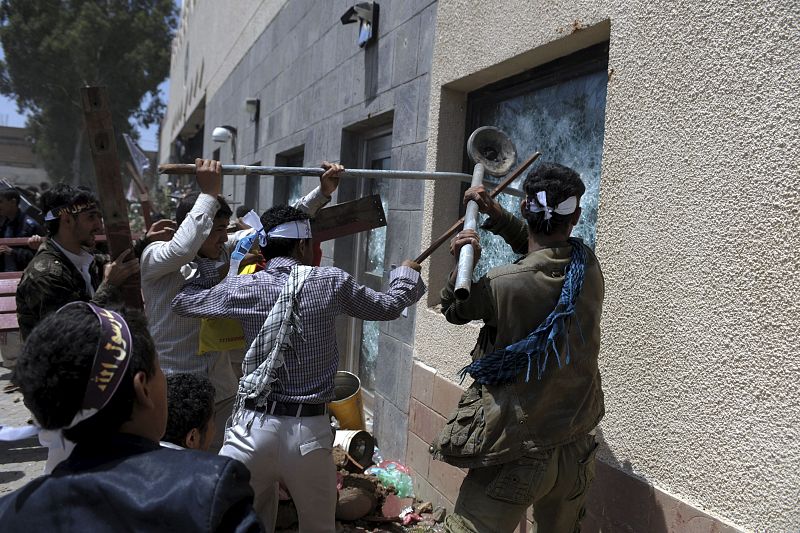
left=232, top=264, right=313, bottom=429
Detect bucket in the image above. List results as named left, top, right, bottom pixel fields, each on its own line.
left=328, top=371, right=365, bottom=430
left=334, top=429, right=375, bottom=470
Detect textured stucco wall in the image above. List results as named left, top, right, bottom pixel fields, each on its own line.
left=159, top=0, right=288, bottom=159
left=415, top=1, right=800, bottom=531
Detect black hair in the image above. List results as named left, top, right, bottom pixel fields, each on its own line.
left=521, top=162, right=586, bottom=235
left=175, top=192, right=233, bottom=226
left=14, top=304, right=157, bottom=444
left=40, top=182, right=98, bottom=236
left=0, top=188, right=20, bottom=204
left=235, top=205, right=250, bottom=218
left=163, top=373, right=215, bottom=447
left=259, top=205, right=310, bottom=261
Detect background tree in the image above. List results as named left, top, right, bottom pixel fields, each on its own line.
left=0, top=0, right=178, bottom=185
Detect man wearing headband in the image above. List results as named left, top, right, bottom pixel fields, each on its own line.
left=172, top=204, right=426, bottom=531
left=15, top=183, right=148, bottom=340
left=140, top=158, right=343, bottom=452
left=431, top=163, right=605, bottom=533
left=0, top=303, right=263, bottom=531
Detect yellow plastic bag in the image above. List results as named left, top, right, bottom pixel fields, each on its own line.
left=198, top=318, right=245, bottom=354
left=197, top=263, right=258, bottom=354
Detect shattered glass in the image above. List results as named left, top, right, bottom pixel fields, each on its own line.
left=472, top=68, right=608, bottom=279
left=360, top=155, right=391, bottom=390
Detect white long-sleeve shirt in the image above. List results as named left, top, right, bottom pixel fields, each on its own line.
left=140, top=189, right=330, bottom=402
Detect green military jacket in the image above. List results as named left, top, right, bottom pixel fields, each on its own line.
left=431, top=208, right=605, bottom=468
left=16, top=239, right=118, bottom=339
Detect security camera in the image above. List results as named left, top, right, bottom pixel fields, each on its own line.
left=212, top=126, right=236, bottom=143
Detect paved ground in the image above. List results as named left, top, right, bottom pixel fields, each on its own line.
left=0, top=366, right=46, bottom=496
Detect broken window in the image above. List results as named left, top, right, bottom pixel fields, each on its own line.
left=466, top=42, right=609, bottom=278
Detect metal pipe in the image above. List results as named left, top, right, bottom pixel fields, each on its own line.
left=158, top=163, right=472, bottom=182
left=453, top=163, right=485, bottom=300
left=413, top=151, right=540, bottom=264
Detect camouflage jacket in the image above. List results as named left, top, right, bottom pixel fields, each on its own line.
left=432, top=208, right=605, bottom=468
left=16, top=239, right=119, bottom=339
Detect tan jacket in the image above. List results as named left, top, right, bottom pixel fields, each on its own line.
left=432, top=210, right=605, bottom=468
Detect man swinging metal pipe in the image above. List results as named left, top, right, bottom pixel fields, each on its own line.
left=432, top=162, right=606, bottom=533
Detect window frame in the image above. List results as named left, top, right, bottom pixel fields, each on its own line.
left=345, top=125, right=393, bottom=417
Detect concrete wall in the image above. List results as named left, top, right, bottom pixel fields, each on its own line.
left=171, top=0, right=438, bottom=462
left=160, top=0, right=289, bottom=159
left=414, top=1, right=799, bottom=531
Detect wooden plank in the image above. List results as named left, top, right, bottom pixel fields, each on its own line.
left=0, top=313, right=18, bottom=333
left=310, top=194, right=387, bottom=243
left=80, top=86, right=142, bottom=309
left=0, top=296, right=15, bottom=313
left=0, top=237, right=42, bottom=247
left=0, top=279, right=19, bottom=295
left=0, top=234, right=140, bottom=248
left=0, top=272, right=22, bottom=280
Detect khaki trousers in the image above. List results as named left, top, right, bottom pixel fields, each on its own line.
left=220, top=410, right=336, bottom=533
left=445, top=434, right=598, bottom=533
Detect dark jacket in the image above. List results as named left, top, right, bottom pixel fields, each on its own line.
left=433, top=208, right=605, bottom=468
left=0, top=433, right=264, bottom=532
left=0, top=209, right=44, bottom=272
left=15, top=239, right=117, bottom=339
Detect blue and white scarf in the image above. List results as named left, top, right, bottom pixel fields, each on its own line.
left=459, top=238, right=587, bottom=385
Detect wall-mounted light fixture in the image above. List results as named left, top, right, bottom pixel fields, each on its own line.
left=244, top=97, right=260, bottom=122
left=341, top=2, right=379, bottom=48
left=212, top=125, right=237, bottom=163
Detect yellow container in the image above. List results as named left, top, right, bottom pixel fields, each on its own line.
left=327, top=371, right=365, bottom=430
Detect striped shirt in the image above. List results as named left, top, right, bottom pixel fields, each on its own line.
left=171, top=257, right=426, bottom=403
left=140, top=189, right=330, bottom=402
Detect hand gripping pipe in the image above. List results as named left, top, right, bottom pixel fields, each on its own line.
left=453, top=162, right=486, bottom=301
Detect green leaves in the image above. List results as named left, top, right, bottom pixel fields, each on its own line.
left=0, top=0, right=178, bottom=184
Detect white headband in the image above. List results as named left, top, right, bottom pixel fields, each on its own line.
left=527, top=191, right=578, bottom=220
left=267, top=219, right=312, bottom=240
left=240, top=210, right=312, bottom=247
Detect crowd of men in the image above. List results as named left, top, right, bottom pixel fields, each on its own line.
left=0, top=158, right=604, bottom=533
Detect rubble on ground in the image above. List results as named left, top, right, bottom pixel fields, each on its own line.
left=276, top=443, right=447, bottom=532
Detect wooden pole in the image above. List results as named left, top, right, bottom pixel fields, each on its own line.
left=80, top=86, right=143, bottom=309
